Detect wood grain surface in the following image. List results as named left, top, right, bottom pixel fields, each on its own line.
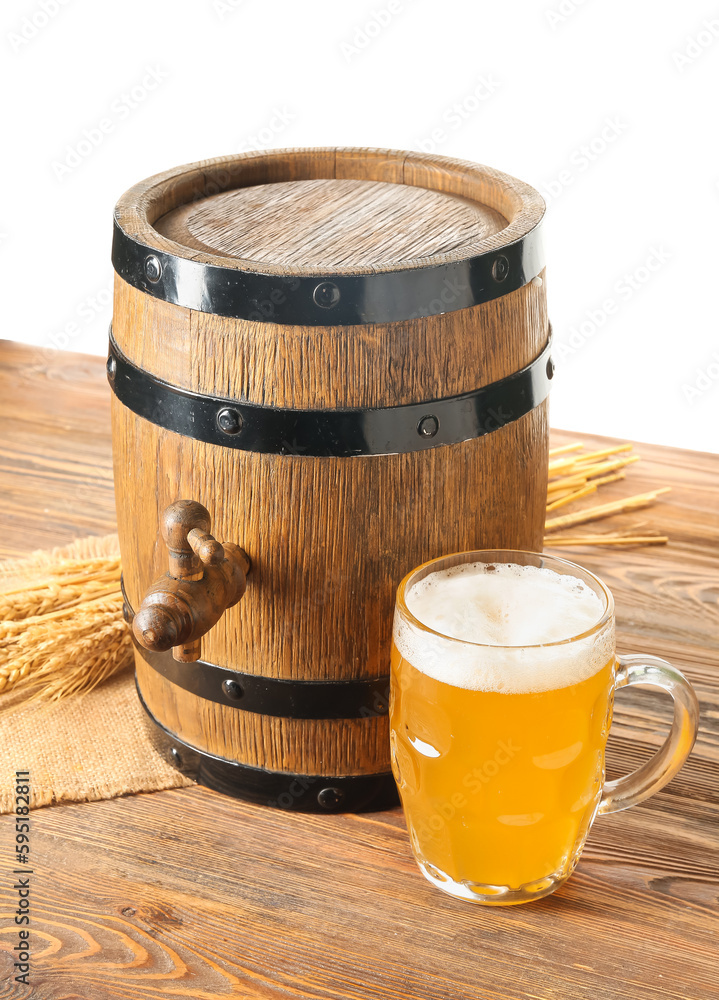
left=0, top=341, right=115, bottom=556
left=0, top=341, right=718, bottom=1000
left=155, top=178, right=507, bottom=271
left=115, top=146, right=544, bottom=276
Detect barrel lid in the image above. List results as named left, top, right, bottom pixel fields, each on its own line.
left=112, top=147, right=545, bottom=326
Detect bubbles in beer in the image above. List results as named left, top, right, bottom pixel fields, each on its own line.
left=395, top=562, right=613, bottom=694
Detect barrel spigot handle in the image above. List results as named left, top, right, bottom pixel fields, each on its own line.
left=132, top=500, right=250, bottom=663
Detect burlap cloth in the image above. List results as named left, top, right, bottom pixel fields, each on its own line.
left=0, top=535, right=194, bottom=814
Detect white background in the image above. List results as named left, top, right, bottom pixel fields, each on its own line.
left=2, top=0, right=718, bottom=452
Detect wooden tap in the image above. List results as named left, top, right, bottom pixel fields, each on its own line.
left=132, top=500, right=250, bottom=663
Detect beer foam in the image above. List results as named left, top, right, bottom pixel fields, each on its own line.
left=394, top=562, right=613, bottom=693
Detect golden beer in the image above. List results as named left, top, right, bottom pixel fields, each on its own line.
left=391, top=649, right=615, bottom=894
left=390, top=553, right=616, bottom=904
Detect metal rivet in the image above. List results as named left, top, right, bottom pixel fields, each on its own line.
left=222, top=678, right=244, bottom=700
left=313, top=281, right=341, bottom=309
left=145, top=255, right=162, bottom=283
left=217, top=407, right=243, bottom=435
left=317, top=786, right=344, bottom=809
left=417, top=414, right=439, bottom=438
left=170, top=747, right=182, bottom=766
left=546, top=357, right=555, bottom=380
left=492, top=255, right=510, bottom=282
left=121, top=601, right=133, bottom=625
left=106, top=356, right=116, bottom=380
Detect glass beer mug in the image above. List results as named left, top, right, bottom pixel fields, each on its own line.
left=389, top=550, right=699, bottom=905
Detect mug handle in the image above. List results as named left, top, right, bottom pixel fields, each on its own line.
left=598, top=655, right=700, bottom=815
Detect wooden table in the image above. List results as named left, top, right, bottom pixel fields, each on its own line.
left=1, top=339, right=717, bottom=1000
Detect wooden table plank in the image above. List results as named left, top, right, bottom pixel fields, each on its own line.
left=0, top=341, right=717, bottom=1000
left=0, top=340, right=115, bottom=555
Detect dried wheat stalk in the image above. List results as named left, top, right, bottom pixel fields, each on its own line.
left=546, top=455, right=640, bottom=493
left=0, top=565, right=123, bottom=622
left=545, top=481, right=598, bottom=513
left=550, top=470, right=626, bottom=503
left=0, top=548, right=132, bottom=702
left=545, top=443, right=670, bottom=548
left=545, top=487, right=671, bottom=532
left=547, top=443, right=634, bottom=477
left=548, top=442, right=584, bottom=458
left=545, top=533, right=668, bottom=547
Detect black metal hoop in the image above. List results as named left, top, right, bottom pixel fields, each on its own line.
left=130, top=638, right=390, bottom=721
left=137, top=680, right=398, bottom=813
left=112, top=218, right=544, bottom=327
left=107, top=330, right=553, bottom=458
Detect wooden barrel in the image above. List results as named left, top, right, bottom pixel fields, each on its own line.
left=109, top=146, right=551, bottom=812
